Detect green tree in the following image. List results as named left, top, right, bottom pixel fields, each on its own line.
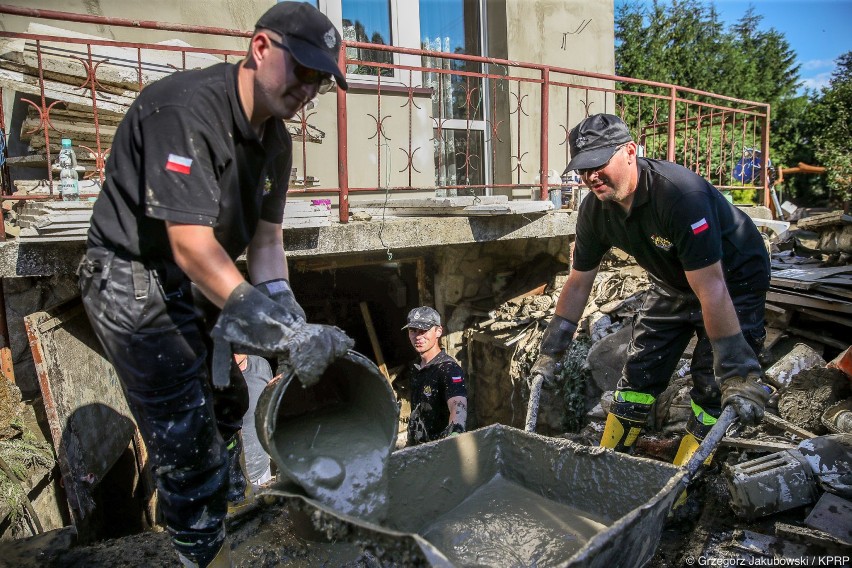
left=809, top=52, right=852, bottom=207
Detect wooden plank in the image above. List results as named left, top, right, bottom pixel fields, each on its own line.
left=815, top=284, right=852, bottom=300
left=359, top=302, right=390, bottom=383
left=786, top=326, right=849, bottom=350
left=772, top=265, right=852, bottom=281
left=762, top=412, right=817, bottom=440
left=796, top=211, right=852, bottom=230
left=767, top=290, right=852, bottom=314
left=796, top=307, right=852, bottom=328
left=721, top=437, right=796, bottom=451
left=23, top=297, right=146, bottom=534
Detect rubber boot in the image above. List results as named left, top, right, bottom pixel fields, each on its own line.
left=600, top=390, right=654, bottom=452
left=178, top=540, right=232, bottom=568
left=673, top=401, right=718, bottom=467
left=672, top=401, right=717, bottom=510
left=225, top=433, right=255, bottom=516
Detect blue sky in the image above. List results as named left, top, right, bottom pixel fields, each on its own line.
left=616, top=0, right=852, bottom=94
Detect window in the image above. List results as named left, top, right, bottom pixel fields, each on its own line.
left=342, top=0, right=394, bottom=77
left=420, top=0, right=485, bottom=190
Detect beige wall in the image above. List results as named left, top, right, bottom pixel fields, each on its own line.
left=501, top=0, right=616, bottom=188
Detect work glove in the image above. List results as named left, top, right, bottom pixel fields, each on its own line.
left=713, top=333, right=770, bottom=424
left=440, top=422, right=465, bottom=439
left=529, top=315, right=578, bottom=387
left=211, top=282, right=353, bottom=390
left=255, top=278, right=306, bottom=322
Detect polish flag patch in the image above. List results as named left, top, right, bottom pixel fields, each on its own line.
left=691, top=218, right=709, bottom=235
left=452, top=376, right=463, bottom=383
left=165, top=154, right=193, bottom=175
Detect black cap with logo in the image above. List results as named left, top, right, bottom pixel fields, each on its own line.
left=255, top=2, right=348, bottom=90
left=565, top=113, right=633, bottom=173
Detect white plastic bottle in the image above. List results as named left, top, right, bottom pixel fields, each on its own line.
left=58, top=138, right=79, bottom=201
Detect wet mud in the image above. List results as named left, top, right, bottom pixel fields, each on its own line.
left=273, top=403, right=391, bottom=522
left=421, top=473, right=608, bottom=567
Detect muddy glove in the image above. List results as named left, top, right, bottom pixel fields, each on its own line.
left=211, top=282, right=353, bottom=389
left=255, top=278, right=306, bottom=322
left=713, top=333, right=770, bottom=424
left=529, top=315, right=578, bottom=387
left=440, top=423, right=465, bottom=439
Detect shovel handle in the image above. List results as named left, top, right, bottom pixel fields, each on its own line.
left=525, top=373, right=545, bottom=432
left=683, top=405, right=738, bottom=480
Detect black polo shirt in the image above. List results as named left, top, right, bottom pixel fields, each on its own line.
left=572, top=158, right=770, bottom=295
left=87, top=62, right=291, bottom=261
left=406, top=350, right=467, bottom=445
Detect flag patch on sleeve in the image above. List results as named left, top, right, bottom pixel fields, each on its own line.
left=691, top=218, right=709, bottom=235
left=452, top=376, right=463, bottom=383
left=165, top=154, right=193, bottom=175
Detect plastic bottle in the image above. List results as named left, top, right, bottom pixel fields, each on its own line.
left=58, top=138, right=79, bottom=201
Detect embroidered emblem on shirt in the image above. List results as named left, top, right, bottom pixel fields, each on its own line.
left=452, top=376, right=463, bottom=383
left=423, top=386, right=432, bottom=397
left=263, top=176, right=272, bottom=195
left=165, top=154, right=192, bottom=175
left=324, top=28, right=337, bottom=49
left=651, top=234, right=673, bottom=251
left=691, top=218, right=709, bottom=235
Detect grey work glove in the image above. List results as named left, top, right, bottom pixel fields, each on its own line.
left=255, top=278, right=306, bottom=322
left=529, top=315, right=578, bottom=387
left=440, top=422, right=465, bottom=439
left=713, top=333, right=770, bottom=424
left=211, top=282, right=353, bottom=389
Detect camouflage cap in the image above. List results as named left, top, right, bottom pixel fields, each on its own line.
left=402, top=306, right=441, bottom=330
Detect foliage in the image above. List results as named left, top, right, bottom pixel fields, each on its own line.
left=558, top=336, right=592, bottom=433
left=808, top=52, right=852, bottom=205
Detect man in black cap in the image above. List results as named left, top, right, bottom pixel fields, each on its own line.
left=78, top=3, right=351, bottom=566
left=400, top=307, right=468, bottom=446
left=529, top=113, right=770, bottom=464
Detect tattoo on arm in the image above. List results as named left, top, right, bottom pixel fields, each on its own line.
left=449, top=399, right=467, bottom=429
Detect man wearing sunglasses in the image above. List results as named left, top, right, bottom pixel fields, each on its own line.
left=529, top=114, right=770, bottom=465
left=79, top=3, right=351, bottom=567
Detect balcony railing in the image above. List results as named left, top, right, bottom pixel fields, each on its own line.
left=0, top=4, right=772, bottom=227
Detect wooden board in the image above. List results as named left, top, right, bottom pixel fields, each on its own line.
left=24, top=298, right=153, bottom=534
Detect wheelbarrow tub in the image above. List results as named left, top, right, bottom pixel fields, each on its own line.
left=267, top=424, right=685, bottom=567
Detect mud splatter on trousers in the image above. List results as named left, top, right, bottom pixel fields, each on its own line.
left=79, top=248, right=249, bottom=565
left=619, top=277, right=766, bottom=417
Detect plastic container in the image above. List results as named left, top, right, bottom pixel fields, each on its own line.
left=58, top=138, right=80, bottom=201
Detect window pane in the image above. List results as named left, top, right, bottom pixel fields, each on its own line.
left=342, top=0, right=393, bottom=77
left=277, top=0, right=319, bottom=6
left=435, top=129, right=484, bottom=191
left=420, top=0, right=482, bottom=121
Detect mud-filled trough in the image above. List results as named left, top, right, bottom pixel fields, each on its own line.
left=254, top=353, right=687, bottom=567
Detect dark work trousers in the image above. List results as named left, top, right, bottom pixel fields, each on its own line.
left=78, top=247, right=248, bottom=565
left=619, top=276, right=766, bottom=418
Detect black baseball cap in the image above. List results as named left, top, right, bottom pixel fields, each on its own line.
left=402, top=307, right=442, bottom=331
left=255, top=2, right=348, bottom=90
left=565, top=114, right=633, bottom=173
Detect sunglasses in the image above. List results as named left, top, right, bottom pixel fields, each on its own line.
left=267, top=36, right=335, bottom=94
left=578, top=143, right=629, bottom=176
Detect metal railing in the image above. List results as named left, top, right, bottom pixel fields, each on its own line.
left=0, top=4, right=771, bottom=226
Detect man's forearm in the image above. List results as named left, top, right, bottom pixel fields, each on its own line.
left=448, top=396, right=467, bottom=428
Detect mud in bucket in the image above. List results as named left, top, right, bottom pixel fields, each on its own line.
left=255, top=351, right=399, bottom=522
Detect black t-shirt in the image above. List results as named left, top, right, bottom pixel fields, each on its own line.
left=572, top=158, right=770, bottom=295
left=406, top=351, right=467, bottom=445
left=87, top=62, right=291, bottom=262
